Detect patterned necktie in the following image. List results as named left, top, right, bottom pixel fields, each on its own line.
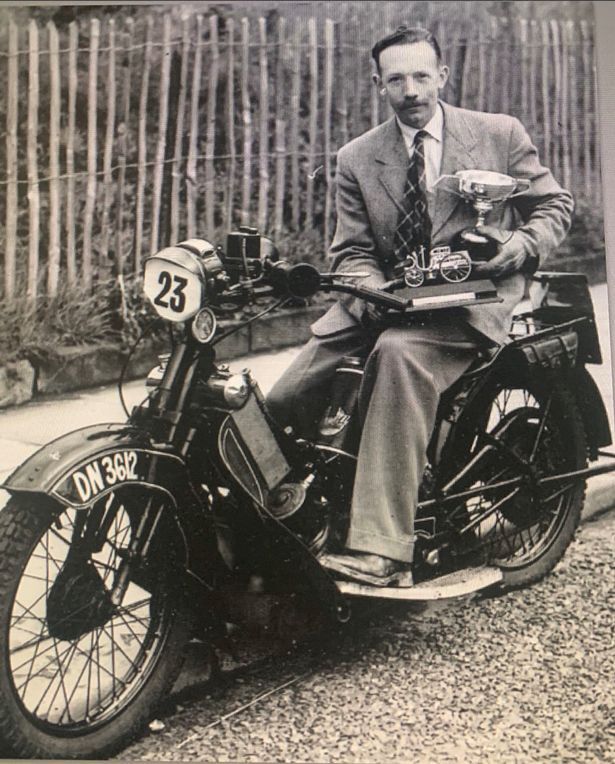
left=394, top=129, right=432, bottom=270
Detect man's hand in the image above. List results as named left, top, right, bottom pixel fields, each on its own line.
left=472, top=229, right=529, bottom=279
left=363, top=279, right=399, bottom=326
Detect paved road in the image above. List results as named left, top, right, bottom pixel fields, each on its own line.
left=121, top=509, right=615, bottom=763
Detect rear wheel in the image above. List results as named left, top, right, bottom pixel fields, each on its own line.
left=0, top=490, right=192, bottom=759
left=441, top=370, right=587, bottom=587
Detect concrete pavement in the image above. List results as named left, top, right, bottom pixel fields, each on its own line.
left=0, top=283, right=613, bottom=513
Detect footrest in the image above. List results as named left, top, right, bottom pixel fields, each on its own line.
left=336, top=566, right=503, bottom=601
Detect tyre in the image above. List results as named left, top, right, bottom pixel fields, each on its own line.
left=0, top=489, right=193, bottom=759
left=441, top=368, right=587, bottom=587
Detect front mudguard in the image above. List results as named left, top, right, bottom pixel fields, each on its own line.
left=2, top=423, right=351, bottom=621
left=1, top=423, right=217, bottom=582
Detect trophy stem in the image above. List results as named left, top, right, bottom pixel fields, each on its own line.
left=476, top=209, right=487, bottom=228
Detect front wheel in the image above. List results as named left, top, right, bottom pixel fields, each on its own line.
left=441, top=370, right=587, bottom=588
left=0, top=490, right=192, bottom=759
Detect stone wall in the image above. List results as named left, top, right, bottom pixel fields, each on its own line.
left=0, top=305, right=326, bottom=409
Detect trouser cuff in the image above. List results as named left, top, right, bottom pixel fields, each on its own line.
left=346, top=528, right=415, bottom=564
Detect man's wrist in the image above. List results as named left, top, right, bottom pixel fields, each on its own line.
left=523, top=250, right=539, bottom=274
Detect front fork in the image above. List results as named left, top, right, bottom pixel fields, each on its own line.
left=109, top=496, right=166, bottom=605
left=106, top=335, right=210, bottom=603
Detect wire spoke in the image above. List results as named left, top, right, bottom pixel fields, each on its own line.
left=7, top=494, right=172, bottom=730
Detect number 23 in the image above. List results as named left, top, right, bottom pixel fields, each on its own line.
left=154, top=271, right=188, bottom=313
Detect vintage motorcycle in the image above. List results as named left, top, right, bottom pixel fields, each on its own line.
left=0, top=227, right=612, bottom=759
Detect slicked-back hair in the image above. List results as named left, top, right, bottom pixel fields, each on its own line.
left=371, top=26, right=442, bottom=73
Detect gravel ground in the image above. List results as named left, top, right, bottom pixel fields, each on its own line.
left=121, top=510, right=615, bottom=763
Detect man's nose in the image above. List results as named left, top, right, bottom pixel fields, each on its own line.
left=402, top=76, right=419, bottom=97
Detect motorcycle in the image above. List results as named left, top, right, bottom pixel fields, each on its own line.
left=0, top=228, right=612, bottom=759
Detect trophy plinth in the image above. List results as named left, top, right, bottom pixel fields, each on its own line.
left=434, top=170, right=531, bottom=261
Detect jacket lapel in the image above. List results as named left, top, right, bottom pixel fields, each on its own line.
left=432, top=101, right=480, bottom=240
left=376, top=118, right=410, bottom=217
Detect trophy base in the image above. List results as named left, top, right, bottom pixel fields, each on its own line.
left=397, top=279, right=502, bottom=313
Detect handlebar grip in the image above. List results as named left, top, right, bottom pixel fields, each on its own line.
left=355, top=285, right=407, bottom=310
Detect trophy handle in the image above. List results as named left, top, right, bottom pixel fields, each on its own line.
left=433, top=174, right=465, bottom=197
left=510, top=178, right=531, bottom=197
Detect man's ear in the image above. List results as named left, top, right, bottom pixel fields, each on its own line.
left=372, top=72, right=381, bottom=88
left=438, top=65, right=450, bottom=91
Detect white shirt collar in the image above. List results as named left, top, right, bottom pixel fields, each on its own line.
left=396, top=101, right=444, bottom=144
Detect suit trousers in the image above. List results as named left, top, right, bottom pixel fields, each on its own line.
left=266, top=316, right=482, bottom=563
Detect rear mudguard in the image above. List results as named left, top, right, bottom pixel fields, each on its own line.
left=1, top=422, right=350, bottom=620
left=571, top=366, right=612, bottom=455
left=435, top=342, right=611, bottom=466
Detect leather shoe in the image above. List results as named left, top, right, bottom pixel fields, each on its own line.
left=320, top=552, right=414, bottom=587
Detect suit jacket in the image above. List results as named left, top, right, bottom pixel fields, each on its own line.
left=312, top=101, right=574, bottom=345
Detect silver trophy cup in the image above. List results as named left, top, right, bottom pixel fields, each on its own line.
left=434, top=170, right=531, bottom=259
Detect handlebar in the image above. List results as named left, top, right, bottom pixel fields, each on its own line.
left=264, top=260, right=408, bottom=312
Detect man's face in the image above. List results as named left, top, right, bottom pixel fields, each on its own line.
left=377, top=41, right=449, bottom=128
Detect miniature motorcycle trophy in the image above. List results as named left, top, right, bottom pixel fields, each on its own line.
left=389, top=170, right=530, bottom=312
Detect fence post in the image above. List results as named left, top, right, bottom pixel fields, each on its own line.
left=65, top=21, right=78, bottom=286
left=205, top=15, right=220, bottom=235
left=323, top=19, right=334, bottom=251
left=273, top=16, right=287, bottom=236
left=560, top=20, right=571, bottom=191
left=187, top=14, right=203, bottom=238
left=370, top=65, right=379, bottom=127
left=83, top=18, right=100, bottom=291
left=257, top=17, right=269, bottom=231
left=135, top=16, right=153, bottom=270
left=289, top=23, right=301, bottom=231
left=240, top=17, right=252, bottom=226
left=335, top=21, right=349, bottom=149
left=520, top=18, right=529, bottom=120
left=541, top=20, right=551, bottom=174
left=550, top=19, right=562, bottom=182
left=591, top=25, right=601, bottom=205
left=150, top=15, right=172, bottom=255
left=353, top=15, right=366, bottom=137
left=170, top=16, right=190, bottom=243
left=476, top=23, right=486, bottom=112
left=566, top=20, right=578, bottom=198
left=27, top=20, right=40, bottom=302
left=529, top=20, right=538, bottom=131
left=115, top=17, right=134, bottom=277
left=5, top=19, right=19, bottom=301
left=225, top=17, right=236, bottom=231
left=486, top=17, right=498, bottom=113
left=459, top=34, right=473, bottom=108
left=580, top=20, right=592, bottom=200
left=306, top=18, right=318, bottom=230
left=99, top=19, right=117, bottom=279
left=47, top=20, right=61, bottom=298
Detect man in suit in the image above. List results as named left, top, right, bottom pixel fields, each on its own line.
left=267, top=26, right=573, bottom=586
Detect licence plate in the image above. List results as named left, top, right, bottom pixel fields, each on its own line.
left=53, top=450, right=147, bottom=506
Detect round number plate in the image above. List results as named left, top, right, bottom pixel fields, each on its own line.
left=144, top=258, right=203, bottom=322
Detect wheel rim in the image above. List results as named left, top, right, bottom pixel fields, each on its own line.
left=404, top=268, right=425, bottom=287
left=457, top=385, right=579, bottom=569
left=440, top=252, right=472, bottom=283
left=7, top=490, right=174, bottom=734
